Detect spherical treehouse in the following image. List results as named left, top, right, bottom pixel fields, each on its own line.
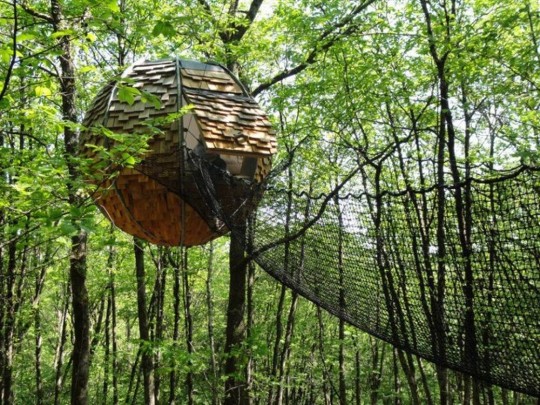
left=81, top=59, right=276, bottom=246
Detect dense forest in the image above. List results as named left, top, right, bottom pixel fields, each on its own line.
left=1, top=0, right=539, bottom=404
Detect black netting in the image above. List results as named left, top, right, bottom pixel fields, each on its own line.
left=138, top=151, right=540, bottom=397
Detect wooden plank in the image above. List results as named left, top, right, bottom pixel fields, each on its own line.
left=183, top=69, right=230, bottom=80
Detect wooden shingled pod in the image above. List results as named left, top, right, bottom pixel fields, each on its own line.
left=81, top=59, right=276, bottom=246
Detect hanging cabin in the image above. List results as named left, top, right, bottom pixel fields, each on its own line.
left=81, top=59, right=276, bottom=246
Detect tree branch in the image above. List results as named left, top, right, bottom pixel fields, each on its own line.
left=19, top=0, right=53, bottom=23
left=196, top=0, right=231, bottom=44
left=419, top=0, right=441, bottom=65
left=227, top=0, right=265, bottom=43
left=251, top=0, right=377, bottom=96
left=0, top=0, right=17, bottom=102
left=196, top=0, right=212, bottom=15
left=246, top=0, right=264, bottom=23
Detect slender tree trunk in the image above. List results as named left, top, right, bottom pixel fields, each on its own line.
left=268, top=284, right=287, bottom=404
left=90, top=292, right=106, bottom=357
left=393, top=349, right=401, bottom=404
left=169, top=249, right=181, bottom=405
left=182, top=248, right=194, bottom=405
left=472, top=379, right=482, bottom=405
left=0, top=256, right=4, bottom=405
left=276, top=292, right=299, bottom=405
left=224, top=224, right=248, bottom=405
left=416, top=357, right=433, bottom=405
left=110, top=264, right=119, bottom=405
left=154, top=249, right=166, bottom=404
left=0, top=111, right=4, bottom=405
left=34, top=300, right=44, bottom=405
left=34, top=252, right=47, bottom=405
left=102, top=245, right=115, bottom=405
left=316, top=308, right=333, bottom=405
left=0, top=202, right=28, bottom=405
left=246, top=219, right=256, bottom=404
left=355, top=347, right=361, bottom=405
left=54, top=282, right=70, bottom=405
left=134, top=238, right=155, bottom=405
left=369, top=337, right=385, bottom=405
left=2, top=240, right=16, bottom=405
left=102, top=279, right=112, bottom=405
left=418, top=2, right=450, bottom=402
left=126, top=348, right=141, bottom=404
left=335, top=195, right=347, bottom=405
left=273, top=163, right=296, bottom=405
left=68, top=232, right=89, bottom=405
left=50, top=2, right=90, bottom=402
left=206, top=242, right=219, bottom=405
left=395, top=349, right=420, bottom=404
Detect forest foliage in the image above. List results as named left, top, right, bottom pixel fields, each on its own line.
left=0, top=0, right=539, bottom=404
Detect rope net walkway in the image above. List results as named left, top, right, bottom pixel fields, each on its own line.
left=141, top=150, right=540, bottom=396
left=249, top=169, right=540, bottom=397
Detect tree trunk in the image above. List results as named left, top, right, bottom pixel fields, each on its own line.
left=102, top=245, right=116, bottom=405
left=276, top=292, right=299, bottom=405
left=224, top=224, right=248, bottom=405
left=416, top=357, right=433, bottom=405
left=335, top=195, right=347, bottom=405
left=34, top=253, right=47, bottom=405
left=369, top=337, right=385, bottom=405
left=2, top=239, right=16, bottom=405
left=134, top=238, right=155, bottom=405
left=50, top=1, right=90, bottom=403
left=54, top=281, right=70, bottom=405
left=246, top=227, right=256, bottom=404
left=355, top=347, right=361, bottom=405
left=169, top=248, right=181, bottom=405
left=316, top=308, right=333, bottom=405
left=268, top=284, right=287, bottom=404
left=34, top=299, right=44, bottom=405
left=102, top=277, right=112, bottom=405
left=110, top=264, right=119, bottom=405
left=154, top=249, right=166, bottom=404
left=419, top=1, right=450, bottom=399
left=271, top=160, right=296, bottom=405
left=0, top=239, right=4, bottom=405
left=182, top=248, right=194, bottom=405
left=206, top=243, right=219, bottom=405
left=393, top=349, right=401, bottom=405
left=69, top=232, right=90, bottom=405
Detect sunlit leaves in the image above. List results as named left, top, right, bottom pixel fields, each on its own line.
left=116, top=84, right=138, bottom=105
left=34, top=86, right=52, bottom=97
left=152, top=20, right=176, bottom=38
left=51, top=29, right=76, bottom=38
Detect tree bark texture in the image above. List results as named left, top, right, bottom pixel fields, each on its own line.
left=50, top=1, right=90, bottom=403
left=134, top=238, right=155, bottom=405
left=224, top=225, right=248, bottom=405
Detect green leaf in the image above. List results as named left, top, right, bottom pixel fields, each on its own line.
left=79, top=65, right=96, bottom=73
left=152, top=20, right=176, bottom=38
left=51, top=29, right=75, bottom=38
left=124, top=155, right=136, bottom=165
left=86, top=32, right=97, bottom=42
left=106, top=0, right=120, bottom=13
left=140, top=90, right=161, bottom=109
left=0, top=47, right=13, bottom=63
left=59, top=221, right=78, bottom=236
left=16, top=32, right=36, bottom=42
left=35, top=86, right=52, bottom=97
left=117, top=85, right=140, bottom=105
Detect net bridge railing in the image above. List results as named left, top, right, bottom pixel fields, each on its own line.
left=140, top=150, right=540, bottom=397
